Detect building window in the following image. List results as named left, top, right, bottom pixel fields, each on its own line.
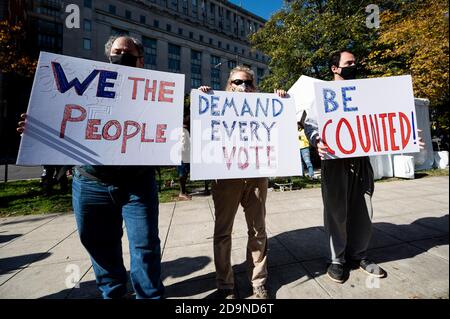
left=167, top=24, right=172, bottom=32
left=189, top=32, right=193, bottom=39
left=168, top=44, right=181, bottom=73
left=36, top=20, right=63, bottom=52
left=83, top=38, right=91, bottom=50
left=143, top=37, right=157, bottom=70
left=125, top=10, right=132, bottom=19
left=209, top=38, right=213, bottom=45
left=83, top=19, right=91, bottom=31
left=191, top=50, right=202, bottom=88
left=210, top=2, right=215, bottom=23
left=192, top=0, right=198, bottom=17
left=84, top=0, right=92, bottom=8
left=171, top=0, right=178, bottom=10
left=140, top=15, right=146, bottom=24
left=218, top=41, right=221, bottom=48
left=108, top=5, right=116, bottom=14
left=111, top=27, right=129, bottom=36
left=153, top=20, right=159, bottom=28
left=234, top=46, right=238, bottom=53
left=228, top=60, right=236, bottom=69
left=199, top=35, right=204, bottom=42
left=178, top=28, right=183, bottom=35
left=182, top=0, right=188, bottom=15
left=36, top=6, right=60, bottom=17
left=226, top=44, right=230, bottom=51
left=211, top=55, right=221, bottom=90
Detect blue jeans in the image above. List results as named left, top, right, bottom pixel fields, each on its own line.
left=300, top=148, right=314, bottom=177
left=72, top=168, right=164, bottom=299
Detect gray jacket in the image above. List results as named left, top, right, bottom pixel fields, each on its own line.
left=304, top=106, right=320, bottom=148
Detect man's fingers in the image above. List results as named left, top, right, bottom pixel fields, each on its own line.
left=198, top=86, right=212, bottom=93
left=275, top=89, right=287, bottom=97
left=20, top=113, right=27, bottom=119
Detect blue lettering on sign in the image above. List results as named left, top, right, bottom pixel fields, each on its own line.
left=342, top=86, right=358, bottom=112
left=323, top=88, right=339, bottom=113
left=52, top=62, right=118, bottom=98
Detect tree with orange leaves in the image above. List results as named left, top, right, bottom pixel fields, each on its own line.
left=0, top=20, right=37, bottom=77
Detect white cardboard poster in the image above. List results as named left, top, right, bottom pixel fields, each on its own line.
left=288, top=75, right=325, bottom=121
left=313, top=75, right=421, bottom=159
left=190, top=90, right=302, bottom=180
left=17, top=52, right=185, bottom=165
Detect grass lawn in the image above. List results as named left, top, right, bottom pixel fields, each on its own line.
left=1, top=167, right=448, bottom=217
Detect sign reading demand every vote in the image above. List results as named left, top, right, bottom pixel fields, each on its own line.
left=312, top=75, right=420, bottom=159
left=190, top=90, right=301, bottom=180
left=17, top=52, right=185, bottom=166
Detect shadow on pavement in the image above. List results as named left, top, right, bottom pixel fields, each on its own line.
left=0, top=233, right=22, bottom=244
left=0, top=252, right=52, bottom=275
left=165, top=215, right=449, bottom=299
left=34, top=215, right=448, bottom=299
left=0, top=215, right=60, bottom=227
left=39, top=255, right=212, bottom=299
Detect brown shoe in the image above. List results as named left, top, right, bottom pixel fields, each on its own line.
left=253, top=285, right=268, bottom=299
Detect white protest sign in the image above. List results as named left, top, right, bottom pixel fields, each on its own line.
left=288, top=75, right=325, bottom=121
left=313, top=75, right=420, bottom=159
left=17, top=52, right=185, bottom=165
left=190, top=90, right=302, bottom=180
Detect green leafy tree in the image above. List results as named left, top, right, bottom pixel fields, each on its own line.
left=365, top=0, right=449, bottom=130
left=250, top=0, right=378, bottom=91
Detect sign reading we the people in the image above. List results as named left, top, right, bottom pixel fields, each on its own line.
left=313, top=75, right=420, bottom=159
left=17, top=52, right=185, bottom=165
left=190, top=90, right=301, bottom=180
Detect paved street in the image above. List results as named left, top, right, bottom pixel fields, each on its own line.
left=0, top=176, right=448, bottom=299
left=0, top=165, right=43, bottom=182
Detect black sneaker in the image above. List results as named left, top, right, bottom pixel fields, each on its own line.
left=327, top=263, right=345, bottom=283
left=215, top=289, right=236, bottom=299
left=359, top=259, right=387, bottom=278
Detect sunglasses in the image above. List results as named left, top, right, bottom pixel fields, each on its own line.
left=231, top=79, right=253, bottom=86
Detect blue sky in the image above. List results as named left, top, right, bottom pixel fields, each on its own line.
left=228, top=0, right=286, bottom=20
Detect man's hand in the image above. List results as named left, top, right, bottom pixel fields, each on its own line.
left=316, top=137, right=330, bottom=160
left=274, top=89, right=288, bottom=98
left=198, top=86, right=212, bottom=93
left=17, top=113, right=27, bottom=134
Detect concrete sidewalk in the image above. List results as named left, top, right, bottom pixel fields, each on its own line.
left=0, top=176, right=448, bottom=299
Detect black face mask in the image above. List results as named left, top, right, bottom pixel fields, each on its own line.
left=339, top=65, right=358, bottom=80
left=109, top=53, right=138, bottom=67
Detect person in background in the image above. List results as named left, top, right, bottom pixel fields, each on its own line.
left=40, top=165, right=70, bottom=192
left=297, top=121, right=315, bottom=179
left=178, top=116, right=192, bottom=200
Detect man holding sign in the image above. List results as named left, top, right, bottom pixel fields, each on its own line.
left=17, top=36, right=182, bottom=298
left=305, top=50, right=423, bottom=283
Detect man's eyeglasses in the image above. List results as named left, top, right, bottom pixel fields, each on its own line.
left=231, top=79, right=253, bottom=86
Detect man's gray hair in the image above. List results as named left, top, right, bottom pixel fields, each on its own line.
left=104, top=35, right=144, bottom=59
